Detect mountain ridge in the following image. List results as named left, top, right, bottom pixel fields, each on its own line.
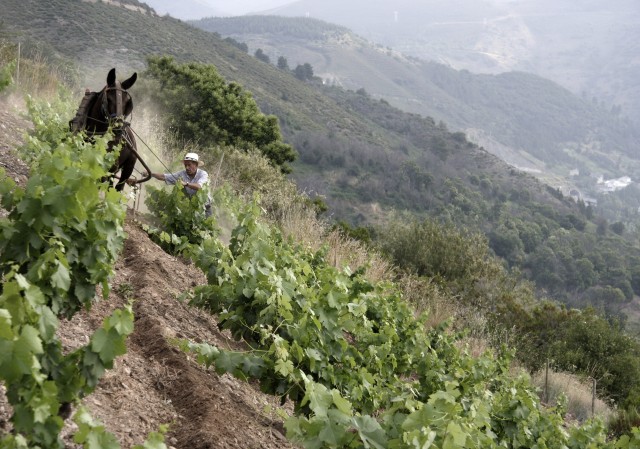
left=5, top=2, right=640, bottom=444
left=265, top=0, right=640, bottom=125
left=192, top=14, right=640, bottom=200
left=5, top=0, right=640, bottom=330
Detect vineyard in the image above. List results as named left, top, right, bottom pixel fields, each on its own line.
left=1, top=82, right=640, bottom=447
left=0, top=96, right=295, bottom=448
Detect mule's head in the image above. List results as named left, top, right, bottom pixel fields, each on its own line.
left=101, top=68, right=137, bottom=126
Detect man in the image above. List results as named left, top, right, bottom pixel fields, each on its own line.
left=144, top=152, right=212, bottom=217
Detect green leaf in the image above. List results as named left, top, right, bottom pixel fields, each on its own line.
left=353, top=416, right=387, bottom=449
left=0, top=340, right=16, bottom=375
left=331, top=390, right=353, bottom=416
left=326, top=290, right=344, bottom=308
left=51, top=261, right=71, bottom=291
left=91, top=328, right=126, bottom=363
left=214, top=350, right=243, bottom=374
left=132, top=430, right=167, bottom=449
left=274, top=358, right=294, bottom=377
left=0, top=309, right=14, bottom=339
left=242, top=355, right=266, bottom=377
left=18, top=325, right=44, bottom=355
left=347, top=302, right=367, bottom=317
left=443, top=421, right=467, bottom=449
left=317, top=416, right=346, bottom=446
left=32, top=381, right=59, bottom=424
left=304, top=380, right=333, bottom=418
left=73, top=406, right=121, bottom=449
left=107, top=307, right=134, bottom=335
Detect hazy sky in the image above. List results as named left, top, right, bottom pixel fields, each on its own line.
left=201, top=0, right=294, bottom=15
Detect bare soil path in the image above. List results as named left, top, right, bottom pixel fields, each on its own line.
left=0, top=96, right=295, bottom=448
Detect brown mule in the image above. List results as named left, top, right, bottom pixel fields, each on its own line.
left=72, top=68, right=148, bottom=190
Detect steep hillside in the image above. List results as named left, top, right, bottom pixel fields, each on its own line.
left=5, top=0, right=639, bottom=200
left=0, top=98, right=294, bottom=448
left=0, top=0, right=407, bottom=151
left=1, top=96, right=632, bottom=449
left=5, top=0, right=640, bottom=328
left=6, top=0, right=638, bottom=195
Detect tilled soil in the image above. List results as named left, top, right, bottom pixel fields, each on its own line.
left=0, top=96, right=296, bottom=448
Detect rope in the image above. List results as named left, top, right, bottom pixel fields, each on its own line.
left=213, top=152, right=224, bottom=190
left=127, top=127, right=173, bottom=174
left=82, top=104, right=171, bottom=176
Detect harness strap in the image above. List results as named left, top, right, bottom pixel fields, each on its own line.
left=102, top=81, right=125, bottom=120
left=69, top=89, right=98, bottom=133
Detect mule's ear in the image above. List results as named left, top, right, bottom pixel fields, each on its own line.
left=107, top=68, right=116, bottom=87
left=121, top=72, right=137, bottom=90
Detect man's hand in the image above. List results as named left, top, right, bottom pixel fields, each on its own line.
left=125, top=178, right=137, bottom=186
left=181, top=180, right=188, bottom=187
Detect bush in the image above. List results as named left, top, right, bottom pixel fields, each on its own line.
left=142, top=56, right=296, bottom=171
left=0, top=60, right=14, bottom=92
left=145, top=183, right=218, bottom=253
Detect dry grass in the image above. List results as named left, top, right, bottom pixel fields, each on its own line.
left=321, top=228, right=393, bottom=283
left=531, top=369, right=614, bottom=423
left=397, top=274, right=454, bottom=326
left=277, top=196, right=394, bottom=284
left=123, top=116, right=396, bottom=285
left=0, top=44, right=71, bottom=99
left=202, top=145, right=395, bottom=284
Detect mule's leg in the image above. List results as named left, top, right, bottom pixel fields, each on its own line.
left=116, top=148, right=138, bottom=192
left=115, top=130, right=138, bottom=191
left=116, top=157, right=135, bottom=191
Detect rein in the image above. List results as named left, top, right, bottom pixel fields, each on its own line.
left=77, top=82, right=152, bottom=186
left=101, top=82, right=130, bottom=121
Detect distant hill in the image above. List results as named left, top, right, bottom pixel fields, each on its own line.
left=191, top=15, right=640, bottom=201
left=138, top=0, right=227, bottom=20
left=265, top=0, right=640, bottom=126
left=5, top=0, right=640, bottom=317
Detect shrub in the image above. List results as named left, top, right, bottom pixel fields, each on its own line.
left=145, top=183, right=218, bottom=253
left=142, top=56, right=296, bottom=172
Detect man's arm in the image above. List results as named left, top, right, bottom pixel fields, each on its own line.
left=186, top=170, right=209, bottom=191
left=182, top=180, right=202, bottom=190
left=127, top=171, right=164, bottom=186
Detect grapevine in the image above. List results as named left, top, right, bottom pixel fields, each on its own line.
left=178, top=197, right=640, bottom=448
left=0, top=96, right=164, bottom=448
left=145, top=182, right=218, bottom=252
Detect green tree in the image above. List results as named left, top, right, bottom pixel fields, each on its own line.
left=515, top=220, right=543, bottom=253
left=611, top=221, right=626, bottom=235
left=596, top=218, right=608, bottom=235
left=575, top=257, right=597, bottom=289
left=489, top=225, right=524, bottom=264
left=223, top=36, right=248, bottom=52
left=277, top=55, right=289, bottom=70
left=294, top=62, right=314, bottom=81
left=630, top=262, right=640, bottom=295
left=143, top=56, right=296, bottom=171
left=254, top=48, right=270, bottom=64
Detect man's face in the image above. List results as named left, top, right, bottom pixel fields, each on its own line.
left=183, top=160, right=198, bottom=176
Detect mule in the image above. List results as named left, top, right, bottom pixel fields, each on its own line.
left=75, top=68, right=142, bottom=191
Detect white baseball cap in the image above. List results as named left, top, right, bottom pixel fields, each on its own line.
left=183, top=152, right=199, bottom=161
left=183, top=152, right=203, bottom=165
